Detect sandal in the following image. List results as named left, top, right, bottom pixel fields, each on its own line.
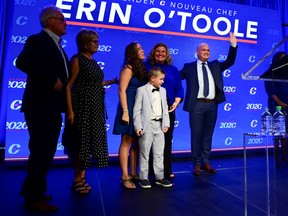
left=121, top=179, right=136, bottom=189
left=81, top=178, right=92, bottom=190
left=169, top=173, right=175, bottom=178
left=129, top=173, right=139, bottom=182
left=70, top=180, right=90, bottom=195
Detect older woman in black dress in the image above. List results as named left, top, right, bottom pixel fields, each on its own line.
left=63, top=29, right=117, bottom=194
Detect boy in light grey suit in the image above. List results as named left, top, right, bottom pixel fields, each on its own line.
left=133, top=67, right=173, bottom=188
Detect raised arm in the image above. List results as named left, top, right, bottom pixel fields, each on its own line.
left=228, top=32, right=237, bottom=45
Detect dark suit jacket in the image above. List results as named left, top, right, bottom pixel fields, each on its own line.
left=180, top=45, right=237, bottom=112
left=16, top=30, right=69, bottom=114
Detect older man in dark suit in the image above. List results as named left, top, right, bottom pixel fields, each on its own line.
left=180, top=32, right=237, bottom=176
left=16, top=5, right=69, bottom=212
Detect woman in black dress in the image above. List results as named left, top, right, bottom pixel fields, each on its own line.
left=63, top=29, right=117, bottom=194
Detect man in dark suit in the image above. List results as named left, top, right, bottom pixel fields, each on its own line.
left=16, top=5, right=69, bottom=212
left=180, top=32, right=237, bottom=176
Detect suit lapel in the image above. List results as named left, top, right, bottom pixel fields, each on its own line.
left=40, top=30, right=60, bottom=53
left=160, top=88, right=166, bottom=110
left=192, top=62, right=200, bottom=84
left=40, top=30, right=67, bottom=64
left=207, top=62, right=215, bottom=77
left=144, top=84, right=153, bottom=108
left=40, top=30, right=69, bottom=79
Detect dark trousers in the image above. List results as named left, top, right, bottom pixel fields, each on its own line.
left=189, top=101, right=217, bottom=166
left=163, top=111, right=175, bottom=176
left=21, top=112, right=62, bottom=202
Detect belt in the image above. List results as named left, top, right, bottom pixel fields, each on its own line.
left=152, top=118, right=162, bottom=121
left=197, top=98, right=215, bottom=103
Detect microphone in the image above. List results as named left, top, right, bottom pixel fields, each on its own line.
left=282, top=23, right=288, bottom=27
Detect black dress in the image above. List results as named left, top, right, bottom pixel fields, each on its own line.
left=63, top=53, right=109, bottom=169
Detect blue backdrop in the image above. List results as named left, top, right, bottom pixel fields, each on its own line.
left=3, top=0, right=286, bottom=160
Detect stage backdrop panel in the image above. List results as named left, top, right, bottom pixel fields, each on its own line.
left=4, top=0, right=283, bottom=160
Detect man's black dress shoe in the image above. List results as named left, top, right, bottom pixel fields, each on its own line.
left=201, top=163, right=216, bottom=174
left=24, top=200, right=58, bottom=212
left=193, top=165, right=201, bottom=176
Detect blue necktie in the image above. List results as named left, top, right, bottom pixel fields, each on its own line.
left=202, top=62, right=209, bottom=97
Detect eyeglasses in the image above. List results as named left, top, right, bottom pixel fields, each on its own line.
left=50, top=17, right=66, bottom=24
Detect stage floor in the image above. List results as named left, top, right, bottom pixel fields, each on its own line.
left=0, top=154, right=287, bottom=216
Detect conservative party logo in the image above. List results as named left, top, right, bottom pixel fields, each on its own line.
left=10, top=100, right=22, bottom=110
left=97, top=61, right=105, bottom=70
left=223, top=69, right=231, bottom=78
left=223, top=103, right=232, bottom=111
left=250, top=120, right=258, bottom=128
left=105, top=123, right=110, bottom=131
left=8, top=144, right=21, bottom=154
left=174, top=120, right=179, bottom=128
left=224, top=137, right=233, bottom=146
left=249, top=87, right=257, bottom=95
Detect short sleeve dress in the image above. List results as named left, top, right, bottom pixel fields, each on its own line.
left=113, top=76, right=145, bottom=136
left=62, top=53, right=109, bottom=169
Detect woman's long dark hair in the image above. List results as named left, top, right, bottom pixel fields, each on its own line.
left=123, top=42, right=147, bottom=82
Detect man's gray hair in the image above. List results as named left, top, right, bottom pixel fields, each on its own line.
left=39, top=5, right=61, bottom=28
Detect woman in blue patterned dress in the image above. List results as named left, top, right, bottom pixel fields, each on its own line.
left=113, top=42, right=148, bottom=189
left=63, top=29, right=117, bottom=194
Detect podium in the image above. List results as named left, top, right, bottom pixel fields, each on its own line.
left=242, top=36, right=288, bottom=215
left=260, top=55, right=288, bottom=81
left=242, top=35, right=288, bottom=82
left=243, top=133, right=287, bottom=216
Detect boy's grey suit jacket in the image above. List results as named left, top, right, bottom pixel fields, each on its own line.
left=133, top=83, right=170, bottom=133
